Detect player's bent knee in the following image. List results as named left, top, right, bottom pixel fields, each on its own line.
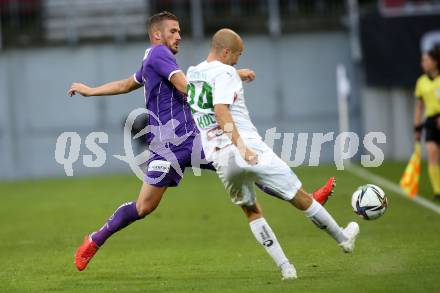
left=290, top=190, right=313, bottom=211
left=241, top=204, right=263, bottom=222
left=136, top=184, right=166, bottom=218
left=136, top=201, right=158, bottom=218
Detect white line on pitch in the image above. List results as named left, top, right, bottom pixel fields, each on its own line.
left=347, top=164, right=440, bottom=216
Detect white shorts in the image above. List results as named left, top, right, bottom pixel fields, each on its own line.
left=211, top=139, right=302, bottom=206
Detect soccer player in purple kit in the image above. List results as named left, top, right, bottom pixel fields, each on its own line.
left=68, top=11, right=207, bottom=271
left=68, top=11, right=335, bottom=276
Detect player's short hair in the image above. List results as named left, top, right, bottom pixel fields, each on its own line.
left=427, top=44, right=440, bottom=70
left=148, top=11, right=178, bottom=33
left=211, top=28, right=242, bottom=53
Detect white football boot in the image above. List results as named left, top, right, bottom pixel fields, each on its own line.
left=339, top=222, right=360, bottom=253
left=280, top=262, right=297, bottom=280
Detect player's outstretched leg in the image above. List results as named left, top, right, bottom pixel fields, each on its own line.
left=74, top=183, right=166, bottom=271
left=290, top=189, right=359, bottom=253
left=311, top=177, right=336, bottom=205
left=242, top=203, right=297, bottom=280
left=256, top=177, right=335, bottom=206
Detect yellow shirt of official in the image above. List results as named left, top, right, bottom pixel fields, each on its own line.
left=414, top=74, right=440, bottom=118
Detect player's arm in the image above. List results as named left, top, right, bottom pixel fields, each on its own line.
left=214, top=104, right=258, bottom=165
left=413, top=98, right=424, bottom=141
left=68, top=76, right=141, bottom=97
left=169, top=71, right=188, bottom=95
left=236, top=69, right=256, bottom=82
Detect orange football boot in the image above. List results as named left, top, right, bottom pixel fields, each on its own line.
left=75, top=235, right=98, bottom=271
left=312, top=177, right=336, bottom=205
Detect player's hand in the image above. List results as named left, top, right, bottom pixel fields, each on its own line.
left=414, top=130, right=421, bottom=142
left=244, top=147, right=258, bottom=165
left=237, top=69, right=256, bottom=83
left=414, top=123, right=423, bottom=142
left=68, top=83, right=93, bottom=97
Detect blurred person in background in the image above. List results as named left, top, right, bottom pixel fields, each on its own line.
left=413, top=45, right=440, bottom=200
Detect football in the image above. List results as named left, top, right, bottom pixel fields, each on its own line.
left=351, top=184, right=388, bottom=220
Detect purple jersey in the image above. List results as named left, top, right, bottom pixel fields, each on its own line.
left=134, top=45, right=198, bottom=147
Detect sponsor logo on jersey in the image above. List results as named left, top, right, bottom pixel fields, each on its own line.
left=197, top=114, right=216, bottom=129
left=207, top=126, right=224, bottom=141
left=148, top=160, right=171, bottom=173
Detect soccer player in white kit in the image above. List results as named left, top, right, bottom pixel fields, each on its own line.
left=187, top=28, right=360, bottom=279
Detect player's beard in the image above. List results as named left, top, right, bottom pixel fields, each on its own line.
left=168, top=42, right=179, bottom=54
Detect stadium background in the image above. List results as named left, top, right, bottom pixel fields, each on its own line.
left=1, top=1, right=440, bottom=292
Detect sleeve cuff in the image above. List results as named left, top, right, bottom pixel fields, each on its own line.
left=168, top=69, right=182, bottom=81
left=133, top=73, right=143, bottom=85
left=213, top=101, right=233, bottom=106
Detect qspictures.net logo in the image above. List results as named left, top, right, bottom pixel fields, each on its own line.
left=54, top=108, right=386, bottom=180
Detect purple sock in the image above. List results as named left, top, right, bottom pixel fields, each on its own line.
left=91, top=201, right=141, bottom=247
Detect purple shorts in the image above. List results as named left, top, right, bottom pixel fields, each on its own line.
left=144, top=135, right=214, bottom=187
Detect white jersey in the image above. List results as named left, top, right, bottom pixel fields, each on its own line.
left=187, top=60, right=261, bottom=159
left=188, top=60, right=301, bottom=206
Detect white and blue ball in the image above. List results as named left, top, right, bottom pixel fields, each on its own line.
left=351, top=184, right=388, bottom=220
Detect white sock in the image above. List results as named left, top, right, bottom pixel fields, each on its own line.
left=249, top=217, right=289, bottom=267
left=304, top=199, right=348, bottom=243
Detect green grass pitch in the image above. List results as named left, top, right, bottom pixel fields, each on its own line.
left=1, top=165, right=440, bottom=292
